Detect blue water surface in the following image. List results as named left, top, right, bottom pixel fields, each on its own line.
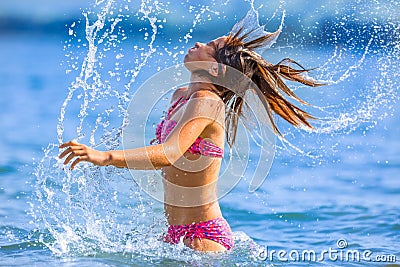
left=1, top=3, right=400, bottom=266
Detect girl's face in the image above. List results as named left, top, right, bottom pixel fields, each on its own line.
left=184, top=36, right=226, bottom=72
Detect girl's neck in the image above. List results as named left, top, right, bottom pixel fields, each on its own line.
left=187, top=73, right=219, bottom=97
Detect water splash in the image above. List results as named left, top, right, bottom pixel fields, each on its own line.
left=31, top=0, right=170, bottom=258
left=30, top=0, right=266, bottom=262
left=230, top=1, right=285, bottom=53
left=269, top=0, right=400, bottom=162
left=29, top=0, right=400, bottom=264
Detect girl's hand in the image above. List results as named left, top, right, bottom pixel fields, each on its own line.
left=59, top=141, right=110, bottom=169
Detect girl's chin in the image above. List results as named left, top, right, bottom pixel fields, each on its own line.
left=183, top=54, right=193, bottom=64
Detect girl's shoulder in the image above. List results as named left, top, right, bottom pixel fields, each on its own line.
left=171, top=87, right=188, bottom=103
left=189, top=89, right=223, bottom=103
left=171, top=87, right=223, bottom=105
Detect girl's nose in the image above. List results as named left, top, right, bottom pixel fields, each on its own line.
left=195, top=42, right=202, bottom=48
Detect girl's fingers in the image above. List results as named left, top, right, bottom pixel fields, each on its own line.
left=59, top=147, right=72, bottom=159
left=72, top=149, right=86, bottom=156
left=64, top=152, right=77, bottom=165
left=70, top=158, right=81, bottom=170
left=58, top=141, right=91, bottom=169
left=59, top=140, right=80, bottom=149
left=59, top=145, right=85, bottom=158
left=71, top=156, right=87, bottom=169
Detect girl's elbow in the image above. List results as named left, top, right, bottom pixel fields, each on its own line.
left=161, top=144, right=184, bottom=166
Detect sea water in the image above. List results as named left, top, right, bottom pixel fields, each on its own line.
left=0, top=0, right=399, bottom=266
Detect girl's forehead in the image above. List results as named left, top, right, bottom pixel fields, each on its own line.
left=211, top=36, right=227, bottom=49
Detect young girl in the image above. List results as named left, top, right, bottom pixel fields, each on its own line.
left=59, top=27, right=322, bottom=252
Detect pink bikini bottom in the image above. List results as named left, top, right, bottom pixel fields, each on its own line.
left=164, top=217, right=234, bottom=250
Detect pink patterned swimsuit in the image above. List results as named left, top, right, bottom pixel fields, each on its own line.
left=151, top=96, right=224, bottom=158
left=164, top=217, right=234, bottom=250
left=154, top=96, right=233, bottom=250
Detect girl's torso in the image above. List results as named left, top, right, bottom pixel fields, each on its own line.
left=158, top=87, right=225, bottom=225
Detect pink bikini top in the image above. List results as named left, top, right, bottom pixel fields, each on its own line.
left=151, top=96, right=224, bottom=158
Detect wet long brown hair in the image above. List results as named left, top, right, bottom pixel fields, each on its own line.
left=213, top=28, right=325, bottom=146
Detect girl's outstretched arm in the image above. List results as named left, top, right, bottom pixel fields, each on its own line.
left=59, top=90, right=224, bottom=170
left=59, top=141, right=172, bottom=170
